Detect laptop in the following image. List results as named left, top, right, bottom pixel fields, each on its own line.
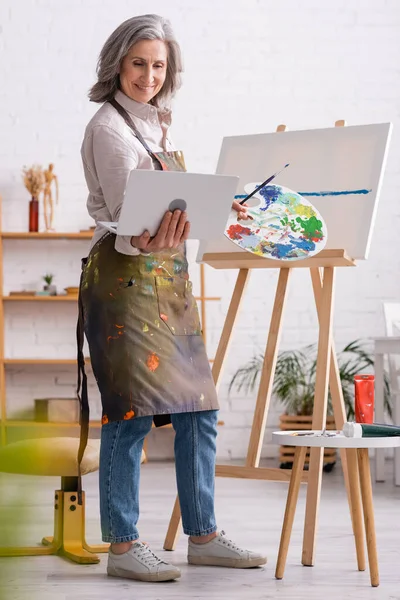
left=99, top=169, right=239, bottom=240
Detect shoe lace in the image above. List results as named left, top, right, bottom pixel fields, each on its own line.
left=219, top=530, right=247, bottom=553
left=133, top=542, right=166, bottom=567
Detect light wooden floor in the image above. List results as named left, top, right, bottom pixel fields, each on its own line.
left=1, top=459, right=400, bottom=600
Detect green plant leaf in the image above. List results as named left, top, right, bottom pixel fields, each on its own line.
left=229, top=338, right=393, bottom=419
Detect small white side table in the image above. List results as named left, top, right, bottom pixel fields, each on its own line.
left=373, top=336, right=400, bottom=484
left=272, top=430, right=400, bottom=588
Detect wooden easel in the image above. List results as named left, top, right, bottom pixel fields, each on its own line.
left=163, top=121, right=365, bottom=569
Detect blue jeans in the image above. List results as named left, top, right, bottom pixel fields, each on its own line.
left=99, top=410, right=219, bottom=542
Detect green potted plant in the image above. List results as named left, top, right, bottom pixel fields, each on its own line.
left=42, top=273, right=56, bottom=296
left=229, top=340, right=392, bottom=471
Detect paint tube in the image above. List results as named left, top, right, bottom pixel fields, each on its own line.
left=343, top=422, right=400, bottom=438
left=354, top=374, right=374, bottom=424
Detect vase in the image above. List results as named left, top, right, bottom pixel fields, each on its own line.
left=29, top=196, right=39, bottom=232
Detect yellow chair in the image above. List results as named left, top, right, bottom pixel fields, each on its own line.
left=0, top=437, right=109, bottom=564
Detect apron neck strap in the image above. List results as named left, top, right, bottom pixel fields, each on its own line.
left=108, top=98, right=163, bottom=170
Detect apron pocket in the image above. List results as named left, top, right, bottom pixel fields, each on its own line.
left=155, top=276, right=201, bottom=336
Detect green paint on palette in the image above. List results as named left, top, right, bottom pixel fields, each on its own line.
left=295, top=215, right=324, bottom=241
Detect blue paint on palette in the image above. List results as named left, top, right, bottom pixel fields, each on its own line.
left=258, top=185, right=282, bottom=210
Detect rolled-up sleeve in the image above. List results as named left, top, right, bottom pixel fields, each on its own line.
left=91, top=125, right=141, bottom=256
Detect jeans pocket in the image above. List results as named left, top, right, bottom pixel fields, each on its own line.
left=155, top=276, right=201, bottom=336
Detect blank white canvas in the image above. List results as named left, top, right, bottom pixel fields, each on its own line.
left=197, top=123, right=392, bottom=261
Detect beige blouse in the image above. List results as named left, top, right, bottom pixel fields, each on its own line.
left=81, top=89, right=174, bottom=255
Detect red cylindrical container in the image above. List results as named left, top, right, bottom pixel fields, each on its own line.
left=29, top=196, right=39, bottom=232
left=354, top=374, right=375, bottom=423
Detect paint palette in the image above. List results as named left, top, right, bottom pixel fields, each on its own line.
left=225, top=184, right=327, bottom=261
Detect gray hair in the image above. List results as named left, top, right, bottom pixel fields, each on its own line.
left=89, top=14, right=183, bottom=108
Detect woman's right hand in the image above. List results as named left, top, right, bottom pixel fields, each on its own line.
left=130, top=210, right=190, bottom=252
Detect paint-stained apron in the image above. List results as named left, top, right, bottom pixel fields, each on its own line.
left=76, top=99, right=218, bottom=486
left=80, top=233, right=218, bottom=422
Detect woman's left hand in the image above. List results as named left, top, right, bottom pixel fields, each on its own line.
left=231, top=200, right=253, bottom=221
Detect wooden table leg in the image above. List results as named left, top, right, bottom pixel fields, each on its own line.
left=163, top=496, right=182, bottom=551
left=357, top=448, right=379, bottom=587
left=275, top=446, right=307, bottom=580
left=345, top=448, right=366, bottom=571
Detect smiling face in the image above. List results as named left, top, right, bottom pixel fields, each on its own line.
left=119, top=39, right=168, bottom=104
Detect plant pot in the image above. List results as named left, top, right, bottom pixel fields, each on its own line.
left=43, top=284, right=57, bottom=296
left=279, top=414, right=337, bottom=472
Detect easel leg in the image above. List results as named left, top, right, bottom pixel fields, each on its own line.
left=142, top=437, right=149, bottom=463
left=247, top=268, right=291, bottom=467
left=163, top=496, right=182, bottom=551
left=357, top=448, right=379, bottom=587
left=163, top=269, right=250, bottom=551
left=211, top=269, right=251, bottom=386
left=302, top=267, right=335, bottom=566
left=310, top=267, right=365, bottom=567
left=275, top=446, right=307, bottom=580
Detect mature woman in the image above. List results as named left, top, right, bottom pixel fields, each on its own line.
left=79, top=14, right=266, bottom=583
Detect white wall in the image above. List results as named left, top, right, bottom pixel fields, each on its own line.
left=1, top=0, right=399, bottom=459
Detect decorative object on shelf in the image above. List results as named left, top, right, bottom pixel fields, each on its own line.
left=35, top=397, right=79, bottom=423
left=42, top=163, right=59, bottom=231
left=229, top=340, right=392, bottom=470
left=42, top=273, right=56, bottom=296
left=64, top=286, right=79, bottom=296
left=22, top=165, right=45, bottom=233
left=9, top=290, right=36, bottom=296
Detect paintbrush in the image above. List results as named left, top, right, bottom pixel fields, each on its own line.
left=239, top=163, right=290, bottom=205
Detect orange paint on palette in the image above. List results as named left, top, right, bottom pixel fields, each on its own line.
left=160, top=313, right=168, bottom=321
left=123, top=409, right=135, bottom=420
left=226, top=223, right=252, bottom=240
left=107, top=335, right=119, bottom=342
left=115, top=324, right=124, bottom=328
left=102, top=415, right=109, bottom=425
left=146, top=352, right=160, bottom=372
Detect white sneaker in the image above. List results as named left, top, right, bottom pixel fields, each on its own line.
left=107, top=541, right=181, bottom=582
left=188, top=531, right=267, bottom=569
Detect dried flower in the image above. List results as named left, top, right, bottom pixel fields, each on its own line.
left=22, top=165, right=45, bottom=197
